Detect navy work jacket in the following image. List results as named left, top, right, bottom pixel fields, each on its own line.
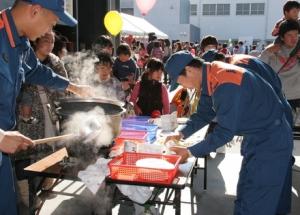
left=0, top=9, right=69, bottom=163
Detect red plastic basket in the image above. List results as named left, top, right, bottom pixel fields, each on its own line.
left=108, top=152, right=181, bottom=184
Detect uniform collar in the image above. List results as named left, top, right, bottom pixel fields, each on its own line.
left=2, top=9, right=29, bottom=49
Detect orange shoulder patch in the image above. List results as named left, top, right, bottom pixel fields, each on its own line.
left=2, top=11, right=15, bottom=48
left=207, top=61, right=244, bottom=96
left=0, top=17, right=4, bottom=29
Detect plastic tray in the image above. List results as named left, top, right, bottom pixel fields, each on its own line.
left=121, top=123, right=158, bottom=143
left=122, top=117, right=150, bottom=125
left=122, top=122, right=158, bottom=132
left=117, top=130, right=148, bottom=139
left=108, top=152, right=181, bottom=184
left=126, top=116, right=150, bottom=121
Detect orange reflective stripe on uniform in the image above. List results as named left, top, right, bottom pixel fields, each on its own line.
left=1, top=10, right=16, bottom=48
left=207, top=61, right=244, bottom=96
left=0, top=18, right=4, bottom=29
left=0, top=11, right=4, bottom=29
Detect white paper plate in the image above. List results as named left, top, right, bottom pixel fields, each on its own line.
left=177, top=117, right=188, bottom=124
left=135, top=158, right=175, bottom=170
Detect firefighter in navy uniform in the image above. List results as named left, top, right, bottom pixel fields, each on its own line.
left=202, top=51, right=295, bottom=215
left=0, top=1, right=92, bottom=214
left=165, top=51, right=293, bottom=215
left=202, top=51, right=294, bottom=126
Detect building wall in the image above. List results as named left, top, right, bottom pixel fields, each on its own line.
left=180, top=0, right=190, bottom=24
left=190, top=0, right=201, bottom=27
left=121, top=0, right=287, bottom=43
left=134, top=0, right=181, bottom=25
left=120, top=0, right=134, bottom=15
left=190, top=24, right=201, bottom=42
left=191, top=0, right=286, bottom=42
left=131, top=0, right=200, bottom=41
left=120, top=0, right=133, bottom=8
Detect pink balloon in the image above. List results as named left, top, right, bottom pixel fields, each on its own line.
left=136, top=0, right=157, bottom=16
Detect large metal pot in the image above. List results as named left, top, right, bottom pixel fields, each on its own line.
left=56, top=97, right=125, bottom=137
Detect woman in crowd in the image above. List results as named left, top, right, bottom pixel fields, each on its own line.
left=150, top=41, right=164, bottom=61
left=130, top=58, right=170, bottom=116
left=137, top=42, right=148, bottom=69
left=260, top=20, right=300, bottom=112
left=174, top=41, right=182, bottom=53
left=16, top=30, right=69, bottom=209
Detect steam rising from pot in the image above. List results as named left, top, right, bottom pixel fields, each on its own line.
left=62, top=107, right=114, bottom=148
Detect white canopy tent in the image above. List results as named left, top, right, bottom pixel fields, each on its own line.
left=121, top=13, right=168, bottom=39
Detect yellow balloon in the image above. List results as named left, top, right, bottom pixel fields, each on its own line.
left=104, top=11, right=123, bottom=36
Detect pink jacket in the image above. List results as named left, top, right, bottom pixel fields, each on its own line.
left=130, top=81, right=170, bottom=115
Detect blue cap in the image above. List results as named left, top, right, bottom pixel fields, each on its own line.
left=25, top=0, right=77, bottom=27
left=165, top=51, right=194, bottom=91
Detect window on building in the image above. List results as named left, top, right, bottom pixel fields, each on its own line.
left=203, top=4, right=230, bottom=16
left=203, top=4, right=216, bottom=15
left=236, top=3, right=265, bottom=15
left=251, top=3, right=265, bottom=15
left=217, top=4, right=230, bottom=15
left=190, top=4, right=198, bottom=16
left=236, top=3, right=250, bottom=15
left=121, top=8, right=134, bottom=15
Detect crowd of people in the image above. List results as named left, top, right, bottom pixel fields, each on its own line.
left=0, top=0, right=300, bottom=215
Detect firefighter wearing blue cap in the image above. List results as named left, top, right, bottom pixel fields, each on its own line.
left=165, top=51, right=293, bottom=215
left=202, top=51, right=295, bottom=214
left=0, top=1, right=91, bottom=214
left=203, top=51, right=294, bottom=127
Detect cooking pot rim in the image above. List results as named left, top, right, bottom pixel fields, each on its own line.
left=58, top=97, right=125, bottom=107
left=55, top=107, right=126, bottom=117
left=56, top=97, right=126, bottom=117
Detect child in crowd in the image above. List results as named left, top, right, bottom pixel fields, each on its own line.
left=94, top=53, right=127, bottom=101
left=130, top=58, right=170, bottom=116
left=200, top=35, right=218, bottom=53
left=113, top=43, right=138, bottom=82
left=268, top=0, right=300, bottom=52
left=272, top=0, right=300, bottom=37
left=92, top=34, right=114, bottom=56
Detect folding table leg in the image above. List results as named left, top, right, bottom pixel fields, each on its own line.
left=174, top=189, right=181, bottom=215
left=204, top=155, right=207, bottom=190
left=28, top=177, right=36, bottom=215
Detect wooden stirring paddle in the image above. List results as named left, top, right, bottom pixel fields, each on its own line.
left=33, top=134, right=74, bottom=145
